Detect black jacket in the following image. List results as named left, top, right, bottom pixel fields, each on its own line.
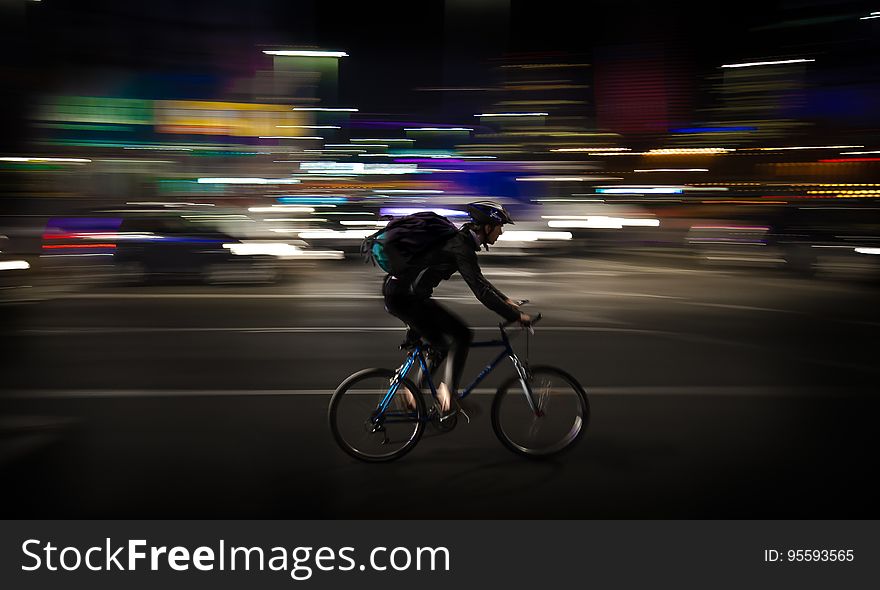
left=403, top=227, right=520, bottom=323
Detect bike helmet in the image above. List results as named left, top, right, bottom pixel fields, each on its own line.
left=466, top=201, right=515, bottom=226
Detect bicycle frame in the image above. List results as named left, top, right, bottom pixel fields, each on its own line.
left=376, top=327, right=540, bottom=422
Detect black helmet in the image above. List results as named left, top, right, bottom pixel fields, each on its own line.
left=466, top=201, right=514, bottom=226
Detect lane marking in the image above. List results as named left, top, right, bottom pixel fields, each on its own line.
left=576, top=291, right=681, bottom=300
left=39, top=290, right=683, bottom=301
left=0, top=386, right=860, bottom=400
left=52, top=293, right=388, bottom=300
left=484, top=270, right=622, bottom=277
left=35, top=292, right=482, bottom=303
left=675, top=301, right=804, bottom=314
left=17, top=326, right=677, bottom=335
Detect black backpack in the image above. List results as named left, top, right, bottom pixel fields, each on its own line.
left=361, top=212, right=458, bottom=279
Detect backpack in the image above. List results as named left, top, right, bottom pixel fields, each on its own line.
left=361, top=212, right=458, bottom=279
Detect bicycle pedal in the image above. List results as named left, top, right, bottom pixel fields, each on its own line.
left=437, top=408, right=461, bottom=424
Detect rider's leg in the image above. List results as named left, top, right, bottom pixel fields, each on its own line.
left=382, top=281, right=472, bottom=413
left=383, top=281, right=446, bottom=411
left=422, top=302, right=472, bottom=413
left=397, top=385, right=417, bottom=411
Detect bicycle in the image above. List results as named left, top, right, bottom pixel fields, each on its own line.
left=328, top=304, right=590, bottom=462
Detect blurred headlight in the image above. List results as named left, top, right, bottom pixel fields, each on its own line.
left=0, top=260, right=30, bottom=271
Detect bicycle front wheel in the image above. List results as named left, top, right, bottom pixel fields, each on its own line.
left=328, top=368, right=426, bottom=462
left=491, top=365, right=589, bottom=458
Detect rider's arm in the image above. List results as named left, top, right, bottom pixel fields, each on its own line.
left=449, top=238, right=521, bottom=323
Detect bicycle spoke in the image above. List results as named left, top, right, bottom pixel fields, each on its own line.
left=492, top=367, right=589, bottom=457
left=329, top=369, right=425, bottom=462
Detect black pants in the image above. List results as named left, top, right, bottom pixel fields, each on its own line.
left=383, top=276, right=473, bottom=394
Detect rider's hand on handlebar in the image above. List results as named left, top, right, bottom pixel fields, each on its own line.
left=518, top=313, right=534, bottom=326
left=507, top=298, right=529, bottom=307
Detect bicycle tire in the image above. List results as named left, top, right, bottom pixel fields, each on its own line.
left=491, top=365, right=589, bottom=458
left=328, top=368, right=426, bottom=462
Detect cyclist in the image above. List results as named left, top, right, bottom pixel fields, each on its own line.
left=382, top=200, right=533, bottom=416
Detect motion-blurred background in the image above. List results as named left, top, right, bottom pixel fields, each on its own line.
left=1, top=0, right=878, bottom=518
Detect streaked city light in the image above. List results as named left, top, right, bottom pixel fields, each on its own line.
left=721, top=58, right=815, bottom=68
left=248, top=206, right=315, bottom=213
left=547, top=217, right=660, bottom=229
left=340, top=220, right=388, bottom=226
left=536, top=199, right=605, bottom=203
left=476, top=112, right=549, bottom=117
left=550, top=147, right=630, bottom=152
left=0, top=260, right=30, bottom=271
left=0, top=156, right=91, bottom=163
left=297, top=230, right=375, bottom=239
left=291, top=107, right=359, bottom=112
left=516, top=177, right=592, bottom=182
left=198, top=178, right=301, bottom=184
left=374, top=190, right=445, bottom=194
left=646, top=148, right=733, bottom=155
left=389, top=153, right=458, bottom=158
left=277, top=196, right=348, bottom=204
left=128, top=202, right=215, bottom=207
left=122, top=146, right=194, bottom=151
left=497, top=231, right=573, bottom=241
left=404, top=127, right=473, bottom=132
left=741, top=145, right=864, bottom=151
left=223, top=242, right=301, bottom=256
left=379, top=208, right=468, bottom=217
left=258, top=136, right=324, bottom=140
left=276, top=125, right=341, bottom=129
left=596, top=187, right=684, bottom=194
left=670, top=126, right=757, bottom=133
left=304, top=149, right=367, bottom=153
left=317, top=212, right=373, bottom=216
left=350, top=138, right=415, bottom=143
left=633, top=169, right=709, bottom=173
left=300, top=162, right=418, bottom=175
left=263, top=50, right=348, bottom=57
left=43, top=243, right=117, bottom=250
left=820, top=157, right=880, bottom=163
left=224, top=241, right=344, bottom=259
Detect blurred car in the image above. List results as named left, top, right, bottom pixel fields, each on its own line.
left=685, top=223, right=785, bottom=268
left=113, top=212, right=282, bottom=284
left=42, top=209, right=281, bottom=285
left=0, top=234, right=33, bottom=300
left=682, top=203, right=880, bottom=280
left=535, top=202, right=663, bottom=256
left=775, top=205, right=880, bottom=279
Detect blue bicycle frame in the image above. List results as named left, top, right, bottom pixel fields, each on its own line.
left=375, top=326, right=539, bottom=423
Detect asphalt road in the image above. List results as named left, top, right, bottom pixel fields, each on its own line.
left=2, top=256, right=878, bottom=517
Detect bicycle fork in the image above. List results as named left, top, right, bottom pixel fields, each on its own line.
left=509, top=353, right=543, bottom=417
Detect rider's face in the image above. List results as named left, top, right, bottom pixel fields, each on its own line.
left=485, top=224, right=503, bottom=245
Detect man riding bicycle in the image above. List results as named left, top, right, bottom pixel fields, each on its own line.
left=382, top=201, right=533, bottom=416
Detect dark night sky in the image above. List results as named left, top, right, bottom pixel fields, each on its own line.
left=16, top=0, right=880, bottom=118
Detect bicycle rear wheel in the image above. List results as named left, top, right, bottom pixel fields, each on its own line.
left=328, top=368, right=426, bottom=462
left=491, top=365, right=589, bottom=458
